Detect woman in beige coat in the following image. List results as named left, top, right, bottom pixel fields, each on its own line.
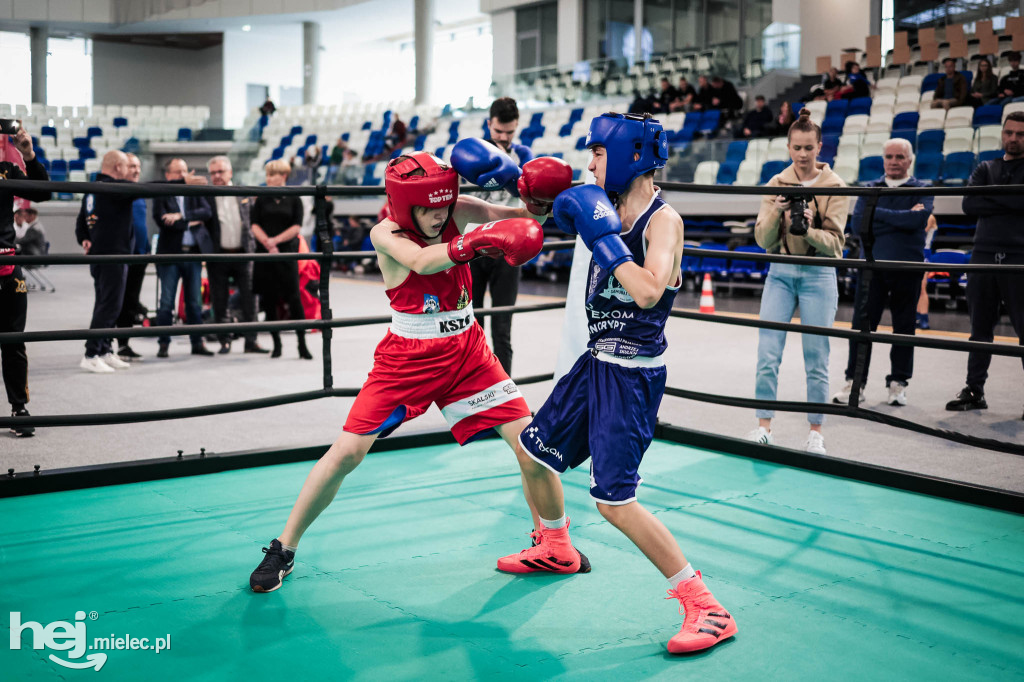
left=748, top=110, right=846, bottom=455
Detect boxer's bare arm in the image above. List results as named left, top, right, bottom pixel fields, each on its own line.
left=370, top=221, right=455, bottom=287
left=613, top=210, right=684, bottom=309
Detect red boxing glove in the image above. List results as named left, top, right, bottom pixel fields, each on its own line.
left=517, top=157, right=573, bottom=215
left=447, top=218, right=544, bottom=267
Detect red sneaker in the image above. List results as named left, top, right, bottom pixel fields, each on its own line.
left=666, top=572, right=737, bottom=654
left=498, top=523, right=588, bottom=574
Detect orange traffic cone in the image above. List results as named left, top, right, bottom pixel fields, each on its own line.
left=699, top=273, right=716, bottom=314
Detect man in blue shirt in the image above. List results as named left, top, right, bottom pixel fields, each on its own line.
left=115, top=153, right=149, bottom=361
left=833, top=138, right=932, bottom=406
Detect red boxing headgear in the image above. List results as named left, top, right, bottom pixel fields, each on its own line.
left=384, top=152, right=459, bottom=236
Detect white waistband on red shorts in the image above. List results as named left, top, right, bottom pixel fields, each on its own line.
left=390, top=305, right=475, bottom=339
left=590, top=348, right=665, bottom=368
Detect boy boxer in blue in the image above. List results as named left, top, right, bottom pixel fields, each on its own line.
left=497, top=113, right=738, bottom=654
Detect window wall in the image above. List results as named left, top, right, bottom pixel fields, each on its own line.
left=516, top=2, right=559, bottom=70
left=583, top=0, right=773, bottom=65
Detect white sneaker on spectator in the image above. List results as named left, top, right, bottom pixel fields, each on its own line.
left=100, top=352, right=131, bottom=370
left=831, top=379, right=865, bottom=404
left=80, top=356, right=115, bottom=373
left=887, top=380, right=908, bottom=406
left=805, top=431, right=826, bottom=455
left=745, top=426, right=774, bottom=445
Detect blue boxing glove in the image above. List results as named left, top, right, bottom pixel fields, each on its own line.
left=553, top=185, right=634, bottom=273
left=450, top=137, right=521, bottom=193
left=510, top=142, right=535, bottom=166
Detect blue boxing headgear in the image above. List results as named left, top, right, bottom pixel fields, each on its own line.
left=585, top=113, right=669, bottom=196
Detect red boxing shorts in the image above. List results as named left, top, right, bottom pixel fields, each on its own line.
left=344, top=306, right=530, bottom=444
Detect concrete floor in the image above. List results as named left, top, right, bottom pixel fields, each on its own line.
left=3, top=265, right=1022, bottom=494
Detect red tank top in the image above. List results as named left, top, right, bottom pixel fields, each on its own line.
left=384, top=221, right=473, bottom=314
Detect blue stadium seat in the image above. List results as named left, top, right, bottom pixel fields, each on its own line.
left=361, top=163, right=379, bottom=186
left=519, top=125, right=545, bottom=147
left=914, top=152, right=943, bottom=182
left=825, top=99, right=849, bottom=117
left=447, top=121, right=460, bottom=145
left=917, top=129, right=945, bottom=155
left=575, top=135, right=588, bottom=150
left=571, top=169, right=582, bottom=181
left=857, top=155, right=884, bottom=183
left=289, top=126, right=303, bottom=137
left=973, top=105, right=1002, bottom=127
left=942, top=151, right=975, bottom=185
left=698, top=110, right=721, bottom=136
left=791, top=102, right=805, bottom=116
left=848, top=97, right=872, bottom=116
left=388, top=147, right=404, bottom=160
left=818, top=140, right=838, bottom=166
left=86, top=126, right=102, bottom=138
left=68, top=159, right=86, bottom=171
left=960, top=71, right=973, bottom=89
left=77, top=148, right=96, bottom=160
left=434, top=146, right=446, bottom=158
left=72, top=137, right=91, bottom=149
left=408, top=115, right=419, bottom=130
left=413, top=134, right=426, bottom=151
left=341, top=132, right=350, bottom=141
left=821, top=115, right=845, bottom=136
left=979, top=149, right=1002, bottom=162
left=270, top=147, right=284, bottom=160
left=729, top=244, right=768, bottom=281
left=921, top=73, right=941, bottom=92
left=697, top=242, right=730, bottom=279
left=113, top=116, right=127, bottom=128
left=892, top=111, right=919, bottom=131
left=891, top=128, right=916, bottom=146
left=716, top=160, right=740, bottom=184
left=760, top=160, right=787, bottom=184
left=529, top=112, right=543, bottom=127
left=41, top=125, right=57, bottom=138
left=361, top=121, right=372, bottom=131
left=304, top=134, right=318, bottom=146
left=177, top=128, right=192, bottom=142
left=725, top=140, right=747, bottom=163
left=50, top=159, right=68, bottom=173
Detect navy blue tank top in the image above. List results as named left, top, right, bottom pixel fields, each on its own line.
left=585, top=190, right=680, bottom=358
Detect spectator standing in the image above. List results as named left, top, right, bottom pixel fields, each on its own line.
left=75, top=150, right=135, bottom=374
left=748, top=111, right=847, bottom=454
left=251, top=159, right=312, bottom=360
left=832, top=138, right=932, bottom=407
left=736, top=95, right=773, bottom=139
left=206, top=155, right=268, bottom=355
left=968, top=56, right=998, bottom=108
left=115, top=153, right=148, bottom=362
left=991, top=51, right=1024, bottom=105
left=1, top=125, right=49, bottom=436
left=470, top=97, right=536, bottom=374
left=931, top=58, right=968, bottom=110
left=946, top=112, right=1024, bottom=417
left=152, top=158, right=215, bottom=358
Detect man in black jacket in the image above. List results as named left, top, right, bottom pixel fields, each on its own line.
left=1, top=124, right=49, bottom=436
left=75, top=150, right=134, bottom=374
left=152, top=158, right=214, bottom=357
left=205, top=155, right=266, bottom=354
left=947, top=112, right=1024, bottom=417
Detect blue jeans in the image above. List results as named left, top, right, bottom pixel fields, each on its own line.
left=755, top=263, right=839, bottom=425
left=155, top=262, right=204, bottom=347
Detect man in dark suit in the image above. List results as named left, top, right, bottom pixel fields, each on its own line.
left=153, top=157, right=214, bottom=357
left=205, top=155, right=267, bottom=354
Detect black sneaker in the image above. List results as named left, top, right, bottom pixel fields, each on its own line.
left=945, top=387, right=988, bottom=411
left=157, top=343, right=169, bottom=358
left=250, top=539, right=295, bottom=593
left=118, top=345, right=144, bottom=362
left=10, top=408, right=35, bottom=438
left=529, top=528, right=592, bottom=574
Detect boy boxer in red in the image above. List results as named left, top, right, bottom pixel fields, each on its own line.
left=250, top=149, right=580, bottom=592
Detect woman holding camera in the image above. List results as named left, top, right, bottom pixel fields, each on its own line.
left=748, top=110, right=846, bottom=454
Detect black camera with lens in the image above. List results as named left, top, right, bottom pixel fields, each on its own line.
left=788, top=197, right=808, bottom=236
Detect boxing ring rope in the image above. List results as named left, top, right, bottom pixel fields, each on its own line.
left=1, top=178, right=1021, bottom=509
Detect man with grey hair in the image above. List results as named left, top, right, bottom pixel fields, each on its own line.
left=833, top=137, right=933, bottom=406
left=206, top=155, right=267, bottom=354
